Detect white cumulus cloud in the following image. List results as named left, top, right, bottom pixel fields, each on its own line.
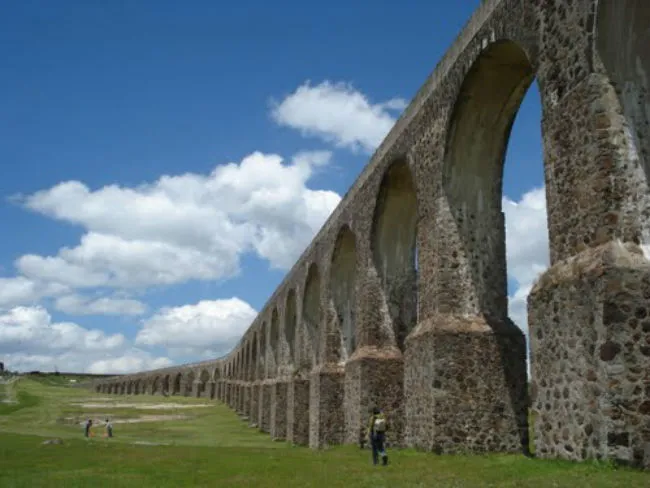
left=135, top=298, right=257, bottom=358
left=0, top=305, right=171, bottom=373
left=54, top=294, right=147, bottom=316
left=504, top=186, right=550, bottom=336
left=271, top=81, right=407, bottom=153
left=14, top=150, right=341, bottom=292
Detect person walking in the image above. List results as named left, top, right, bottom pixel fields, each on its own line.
left=105, top=418, right=113, bottom=438
left=84, top=419, right=92, bottom=438
left=367, top=406, right=388, bottom=466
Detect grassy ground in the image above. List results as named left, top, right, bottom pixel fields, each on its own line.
left=0, top=378, right=648, bottom=487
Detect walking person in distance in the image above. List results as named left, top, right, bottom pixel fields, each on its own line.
left=367, top=406, right=388, bottom=466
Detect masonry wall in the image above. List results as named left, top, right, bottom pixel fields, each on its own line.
left=93, top=0, right=650, bottom=469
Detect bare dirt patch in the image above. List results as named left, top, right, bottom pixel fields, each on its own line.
left=71, top=414, right=190, bottom=426
left=71, top=402, right=213, bottom=410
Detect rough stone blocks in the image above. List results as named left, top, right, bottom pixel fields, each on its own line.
left=249, top=383, right=260, bottom=427
left=286, top=377, right=310, bottom=446
left=530, top=243, right=650, bottom=468
left=344, top=349, right=405, bottom=447
left=309, top=366, right=345, bottom=449
left=271, top=380, right=288, bottom=440
left=259, top=383, right=272, bottom=433
left=405, top=316, right=528, bottom=454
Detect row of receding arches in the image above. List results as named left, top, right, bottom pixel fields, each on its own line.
left=222, top=156, right=419, bottom=380
left=97, top=368, right=219, bottom=397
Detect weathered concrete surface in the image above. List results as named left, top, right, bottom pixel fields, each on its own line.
left=92, top=0, right=650, bottom=468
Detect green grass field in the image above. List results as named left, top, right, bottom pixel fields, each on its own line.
left=0, top=378, right=648, bottom=487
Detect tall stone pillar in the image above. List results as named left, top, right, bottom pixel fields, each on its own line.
left=225, top=382, right=232, bottom=407
left=344, top=266, right=407, bottom=448
left=242, top=384, right=251, bottom=419
left=286, top=374, right=310, bottom=445
left=529, top=61, right=650, bottom=465
left=192, top=380, right=201, bottom=398
left=345, top=347, right=404, bottom=447
left=207, top=381, right=216, bottom=400
left=271, top=378, right=288, bottom=440
left=259, top=380, right=272, bottom=433
left=309, top=363, right=345, bottom=448
left=249, top=382, right=260, bottom=427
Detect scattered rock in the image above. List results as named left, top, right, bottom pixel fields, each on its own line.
left=42, top=438, right=63, bottom=445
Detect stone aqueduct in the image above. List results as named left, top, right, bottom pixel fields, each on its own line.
left=93, top=0, right=650, bottom=467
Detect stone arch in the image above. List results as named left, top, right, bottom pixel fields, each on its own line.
left=127, top=381, right=133, bottom=395
left=372, top=159, right=418, bottom=351
left=443, top=39, right=535, bottom=320
left=163, top=375, right=171, bottom=395
left=184, top=370, right=195, bottom=396
left=134, top=379, right=141, bottom=395
left=152, top=376, right=160, bottom=394
left=236, top=347, right=244, bottom=380
left=595, top=0, right=650, bottom=240
left=330, top=224, right=358, bottom=360
left=284, top=289, right=297, bottom=364
left=270, top=307, right=280, bottom=371
left=302, top=263, right=321, bottom=367
left=251, top=332, right=258, bottom=380
left=212, top=366, right=220, bottom=381
left=199, top=369, right=210, bottom=395
left=259, top=322, right=267, bottom=379
left=173, top=372, right=182, bottom=395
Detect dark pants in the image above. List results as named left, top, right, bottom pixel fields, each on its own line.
left=371, top=433, right=387, bottom=465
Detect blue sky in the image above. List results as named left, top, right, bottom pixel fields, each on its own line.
left=0, top=0, right=548, bottom=373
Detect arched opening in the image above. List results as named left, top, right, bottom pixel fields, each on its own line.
left=134, top=379, right=141, bottom=395
left=127, top=382, right=133, bottom=395
left=596, top=0, right=650, bottom=249
left=163, top=375, right=170, bottom=395
left=245, top=340, right=252, bottom=380
left=285, top=289, right=297, bottom=363
left=259, top=322, right=267, bottom=379
left=444, top=39, right=546, bottom=453
left=270, top=308, right=280, bottom=370
left=152, top=376, right=160, bottom=394
left=596, top=0, right=649, bottom=184
left=302, top=263, right=321, bottom=367
left=251, top=332, right=258, bottom=380
left=372, top=159, right=418, bottom=351
left=173, top=373, right=182, bottom=395
left=184, top=371, right=195, bottom=396
left=444, top=40, right=536, bottom=321
left=199, top=369, right=210, bottom=395
left=330, top=225, right=358, bottom=360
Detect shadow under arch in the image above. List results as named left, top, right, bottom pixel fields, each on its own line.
left=270, top=307, right=280, bottom=372
left=371, top=158, right=417, bottom=351
left=284, top=289, right=297, bottom=365
left=330, top=224, right=358, bottom=361
left=259, top=321, right=267, bottom=379
left=302, top=263, right=321, bottom=368
left=442, top=38, right=536, bottom=454
left=596, top=0, right=650, bottom=183
left=173, top=372, right=182, bottom=395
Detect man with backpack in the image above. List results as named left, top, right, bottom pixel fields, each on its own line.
left=367, top=406, right=388, bottom=466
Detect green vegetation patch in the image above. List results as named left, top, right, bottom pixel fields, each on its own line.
left=0, top=378, right=648, bottom=487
